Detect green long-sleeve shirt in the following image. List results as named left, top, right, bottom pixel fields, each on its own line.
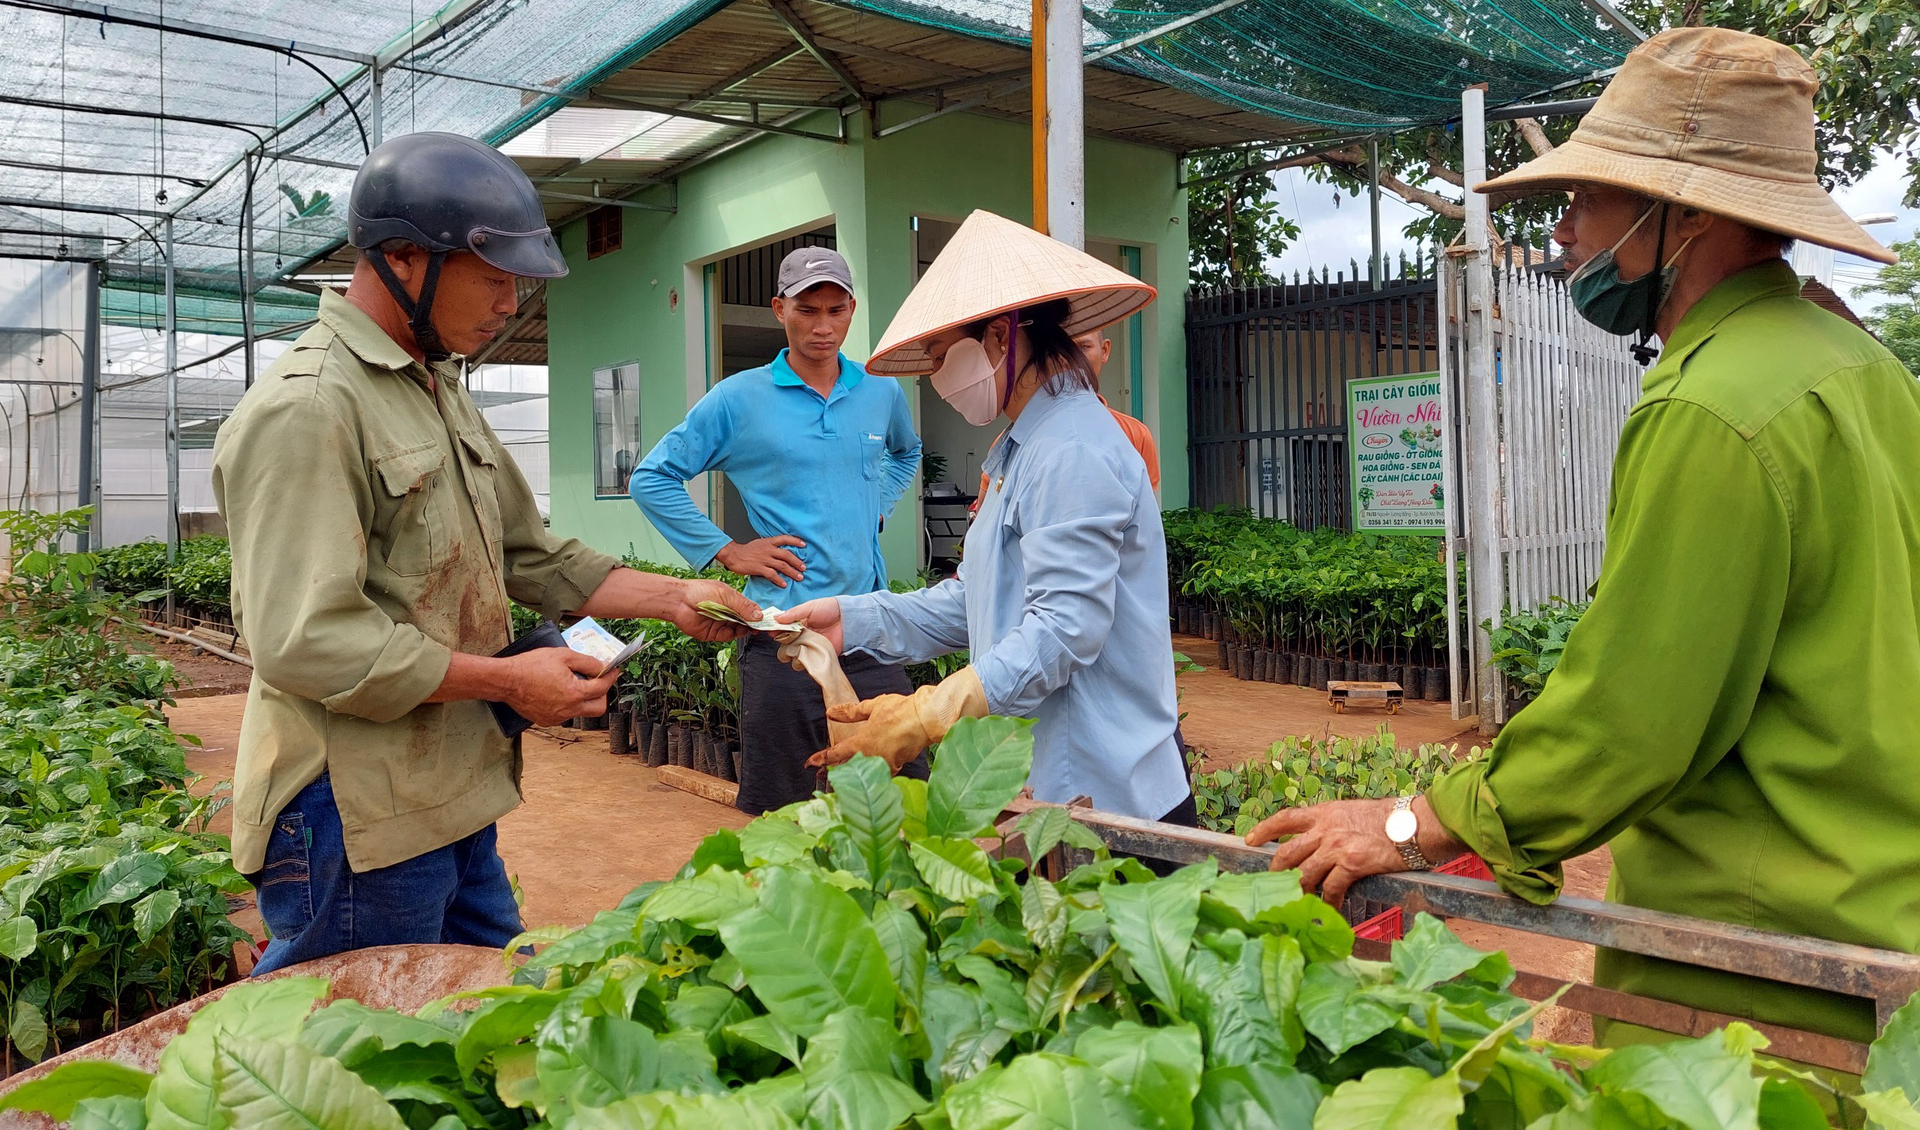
left=1426, top=261, right=1920, bottom=1043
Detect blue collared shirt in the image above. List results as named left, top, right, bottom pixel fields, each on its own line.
left=631, top=349, right=921, bottom=608
left=838, top=385, right=1188, bottom=820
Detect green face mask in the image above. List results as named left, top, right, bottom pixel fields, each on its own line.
left=1567, top=204, right=1694, bottom=344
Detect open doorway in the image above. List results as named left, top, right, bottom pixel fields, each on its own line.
left=910, top=216, right=1147, bottom=570
left=707, top=224, right=836, bottom=543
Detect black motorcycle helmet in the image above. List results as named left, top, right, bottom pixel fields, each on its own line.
left=348, top=131, right=567, bottom=361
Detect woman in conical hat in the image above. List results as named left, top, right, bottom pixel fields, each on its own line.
left=777, top=210, right=1194, bottom=827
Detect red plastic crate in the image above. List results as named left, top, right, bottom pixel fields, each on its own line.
left=1351, top=853, right=1493, bottom=942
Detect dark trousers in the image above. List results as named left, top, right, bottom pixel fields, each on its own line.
left=249, top=773, right=522, bottom=976
left=736, top=633, right=930, bottom=815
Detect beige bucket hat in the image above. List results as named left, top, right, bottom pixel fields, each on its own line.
left=1478, top=27, right=1895, bottom=265
left=867, top=209, right=1157, bottom=376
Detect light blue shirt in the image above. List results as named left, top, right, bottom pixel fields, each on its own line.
left=838, top=385, right=1188, bottom=820
left=630, top=350, right=921, bottom=608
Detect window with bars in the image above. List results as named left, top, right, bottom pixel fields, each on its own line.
left=593, top=362, right=641, bottom=497
left=587, top=206, right=622, bottom=259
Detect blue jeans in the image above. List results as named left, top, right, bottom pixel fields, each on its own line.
left=248, top=773, right=523, bottom=976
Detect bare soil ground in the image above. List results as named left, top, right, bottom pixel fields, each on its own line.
left=169, top=643, right=1605, bottom=1041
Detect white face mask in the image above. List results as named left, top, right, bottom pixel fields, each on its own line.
left=930, top=336, right=1004, bottom=426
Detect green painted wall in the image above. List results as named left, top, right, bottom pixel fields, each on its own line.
left=543, top=106, right=1187, bottom=577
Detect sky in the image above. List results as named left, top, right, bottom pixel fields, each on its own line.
left=1264, top=151, right=1917, bottom=315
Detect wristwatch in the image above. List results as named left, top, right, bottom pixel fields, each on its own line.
left=1386, top=796, right=1433, bottom=872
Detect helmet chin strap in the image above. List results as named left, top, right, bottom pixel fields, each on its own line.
left=368, top=248, right=452, bottom=363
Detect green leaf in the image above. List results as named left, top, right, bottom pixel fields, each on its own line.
left=1020, top=878, right=1067, bottom=953
left=9, top=997, right=49, bottom=1062
left=133, top=888, right=183, bottom=943
left=715, top=865, right=896, bottom=1039
left=1199, top=871, right=1305, bottom=931
left=643, top=868, right=755, bottom=931
left=212, top=1037, right=407, bottom=1130
left=726, top=1014, right=802, bottom=1068
left=147, top=976, right=331, bottom=1130
left=803, top=1071, right=928, bottom=1130
left=910, top=837, right=1001, bottom=903
left=72, top=1095, right=149, bottom=1130
left=1585, top=1025, right=1764, bottom=1130
left=299, top=1000, right=454, bottom=1066
left=739, top=819, right=819, bottom=867
left=1012, top=809, right=1104, bottom=865
left=1100, top=861, right=1214, bottom=1017
left=943, top=1051, right=1150, bottom=1130
left=1868, top=994, right=1920, bottom=1099
left=70, top=852, right=170, bottom=914
left=924, top=717, right=1035, bottom=839
left=1859, top=1089, right=1920, bottom=1130
left=801, top=1009, right=907, bottom=1081
left=687, top=828, right=748, bottom=874
left=0, top=914, right=37, bottom=960
left=922, top=984, right=1013, bottom=1090
left=573, top=1091, right=801, bottom=1130
left=451, top=988, right=565, bottom=1081
left=1074, top=1022, right=1203, bottom=1130
left=0, top=1061, right=154, bottom=1119
left=870, top=899, right=928, bottom=1009
left=1295, top=961, right=1399, bottom=1056
left=1390, top=912, right=1511, bottom=990
left=1257, top=934, right=1306, bottom=1059
left=897, top=777, right=929, bottom=841
left=830, top=755, right=905, bottom=890
left=1192, top=1063, right=1323, bottom=1130
left=1757, top=1077, right=1832, bottom=1130
left=535, top=1015, right=681, bottom=1121
left=1310, top=1066, right=1463, bottom=1130
left=522, top=907, right=644, bottom=971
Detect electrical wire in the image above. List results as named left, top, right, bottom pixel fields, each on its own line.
left=277, top=47, right=371, bottom=155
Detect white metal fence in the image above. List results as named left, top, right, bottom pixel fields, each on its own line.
left=1442, top=252, right=1645, bottom=726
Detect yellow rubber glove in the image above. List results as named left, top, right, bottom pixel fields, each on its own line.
left=807, top=666, right=989, bottom=771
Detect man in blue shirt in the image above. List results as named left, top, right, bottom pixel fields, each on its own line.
left=631, top=247, right=925, bottom=812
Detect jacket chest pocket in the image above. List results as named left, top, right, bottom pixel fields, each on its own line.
left=458, top=431, right=505, bottom=549
left=373, top=444, right=449, bottom=577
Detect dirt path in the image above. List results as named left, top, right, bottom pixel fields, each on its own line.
left=1172, top=632, right=1482, bottom=767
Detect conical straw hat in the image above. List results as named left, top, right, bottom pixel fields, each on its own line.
left=868, top=210, right=1157, bottom=376
left=1478, top=27, right=1894, bottom=265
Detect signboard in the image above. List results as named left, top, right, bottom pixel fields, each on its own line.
left=1347, top=372, right=1446, bottom=534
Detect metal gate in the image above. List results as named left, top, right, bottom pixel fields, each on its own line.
left=1185, top=255, right=1440, bottom=527
left=1443, top=249, right=1644, bottom=725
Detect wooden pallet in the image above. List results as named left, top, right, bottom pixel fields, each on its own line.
left=1327, top=680, right=1402, bottom=714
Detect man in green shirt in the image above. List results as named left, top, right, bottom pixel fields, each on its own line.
left=1246, top=28, right=1915, bottom=1043
left=214, top=133, right=758, bottom=975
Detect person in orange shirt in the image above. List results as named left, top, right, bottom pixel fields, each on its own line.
left=972, top=328, right=1156, bottom=513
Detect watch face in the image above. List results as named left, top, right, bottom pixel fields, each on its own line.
left=1385, top=808, right=1417, bottom=844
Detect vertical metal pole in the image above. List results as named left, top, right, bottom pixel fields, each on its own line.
left=1460, top=84, right=1503, bottom=734
left=1031, top=0, right=1047, bottom=234
left=1046, top=0, right=1085, bottom=249
left=369, top=65, right=384, bottom=147
left=77, top=261, right=100, bottom=552
left=164, top=218, right=180, bottom=628
left=1368, top=136, right=1383, bottom=290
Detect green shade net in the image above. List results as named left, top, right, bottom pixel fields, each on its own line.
left=846, top=0, right=1635, bottom=129
left=101, top=278, right=319, bottom=336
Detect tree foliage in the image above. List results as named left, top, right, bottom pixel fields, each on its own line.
left=1185, top=153, right=1300, bottom=290
left=1187, top=0, right=1918, bottom=280
left=1863, top=238, right=1920, bottom=374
